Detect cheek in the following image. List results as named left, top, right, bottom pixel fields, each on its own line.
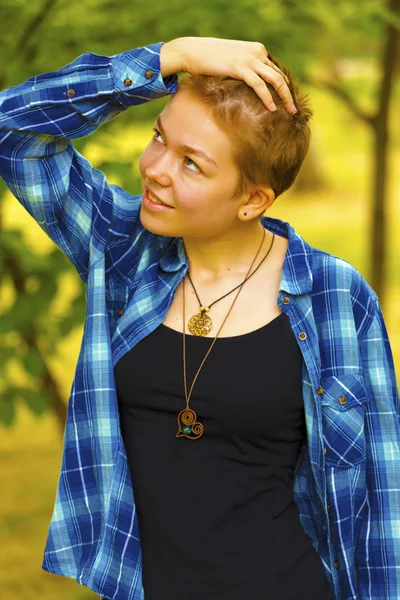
left=177, top=188, right=225, bottom=223
left=176, top=192, right=199, bottom=213
left=174, top=180, right=213, bottom=212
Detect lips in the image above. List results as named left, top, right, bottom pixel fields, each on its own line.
left=145, top=186, right=172, bottom=208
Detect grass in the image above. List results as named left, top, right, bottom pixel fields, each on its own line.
left=0, top=84, right=399, bottom=600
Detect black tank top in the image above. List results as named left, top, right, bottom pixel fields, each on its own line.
left=114, top=312, right=332, bottom=600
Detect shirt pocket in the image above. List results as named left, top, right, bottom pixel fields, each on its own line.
left=320, top=373, right=369, bottom=469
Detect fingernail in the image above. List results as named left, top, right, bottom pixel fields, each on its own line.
left=268, top=102, right=277, bottom=111
left=290, top=104, right=297, bottom=114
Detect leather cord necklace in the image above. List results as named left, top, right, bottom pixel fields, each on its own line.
left=187, top=229, right=275, bottom=336
left=176, top=227, right=275, bottom=439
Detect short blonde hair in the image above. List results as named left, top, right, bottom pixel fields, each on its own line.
left=177, top=54, right=312, bottom=202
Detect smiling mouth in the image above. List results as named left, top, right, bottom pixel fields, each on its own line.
left=145, top=187, right=172, bottom=207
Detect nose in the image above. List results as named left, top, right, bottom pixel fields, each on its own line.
left=144, top=153, right=172, bottom=187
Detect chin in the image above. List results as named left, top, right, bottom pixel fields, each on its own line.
left=139, top=205, right=178, bottom=238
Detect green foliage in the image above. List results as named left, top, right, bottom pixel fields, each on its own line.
left=1, top=386, right=48, bottom=425
left=0, top=228, right=85, bottom=427
left=0, top=0, right=390, bottom=86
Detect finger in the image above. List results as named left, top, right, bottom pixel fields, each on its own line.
left=245, top=40, right=268, bottom=57
left=241, top=69, right=278, bottom=112
left=249, top=42, right=287, bottom=81
left=255, top=65, right=296, bottom=113
left=263, top=48, right=290, bottom=84
left=256, top=42, right=269, bottom=61
left=239, top=41, right=289, bottom=84
left=264, top=58, right=289, bottom=84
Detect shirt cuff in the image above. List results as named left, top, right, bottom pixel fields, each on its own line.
left=112, top=41, right=178, bottom=107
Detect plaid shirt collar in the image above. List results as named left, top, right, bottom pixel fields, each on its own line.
left=159, top=216, right=314, bottom=296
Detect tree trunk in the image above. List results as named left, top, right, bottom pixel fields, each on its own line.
left=370, top=0, right=400, bottom=306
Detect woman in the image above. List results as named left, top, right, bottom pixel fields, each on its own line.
left=0, top=36, right=399, bottom=600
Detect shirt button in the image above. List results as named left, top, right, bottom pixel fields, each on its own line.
left=282, top=296, right=290, bottom=305
left=316, top=386, right=324, bottom=395
left=145, top=70, right=154, bottom=79
left=327, top=503, right=330, bottom=512
left=333, top=560, right=339, bottom=569
left=123, top=77, right=133, bottom=87
left=298, top=331, right=307, bottom=341
left=338, top=395, right=347, bottom=405
left=117, top=309, right=124, bottom=317
left=323, top=446, right=327, bottom=455
left=67, top=88, right=75, bottom=98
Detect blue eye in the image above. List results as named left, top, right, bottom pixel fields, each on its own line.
left=151, top=127, right=202, bottom=174
left=184, top=157, right=201, bottom=173
left=152, top=127, right=163, bottom=142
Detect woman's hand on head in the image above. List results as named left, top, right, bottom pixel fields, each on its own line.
left=160, top=37, right=296, bottom=114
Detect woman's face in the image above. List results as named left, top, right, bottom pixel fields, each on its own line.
left=139, top=90, right=248, bottom=239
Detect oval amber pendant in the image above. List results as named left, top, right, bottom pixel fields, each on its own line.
left=188, top=308, right=212, bottom=337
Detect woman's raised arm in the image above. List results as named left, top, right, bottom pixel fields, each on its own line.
left=0, top=42, right=177, bottom=283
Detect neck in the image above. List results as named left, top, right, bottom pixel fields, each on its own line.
left=182, top=221, right=270, bottom=283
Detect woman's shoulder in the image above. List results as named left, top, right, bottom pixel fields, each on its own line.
left=309, top=245, right=377, bottom=303
left=264, top=215, right=378, bottom=306
left=307, top=245, right=379, bottom=340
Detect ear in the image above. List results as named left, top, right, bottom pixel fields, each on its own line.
left=238, top=185, right=275, bottom=221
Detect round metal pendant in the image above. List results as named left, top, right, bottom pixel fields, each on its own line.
left=188, top=312, right=213, bottom=337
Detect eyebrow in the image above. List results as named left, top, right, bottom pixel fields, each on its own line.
left=154, top=115, right=219, bottom=169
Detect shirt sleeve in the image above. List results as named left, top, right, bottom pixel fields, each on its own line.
left=357, top=299, right=400, bottom=598
left=0, top=42, right=178, bottom=283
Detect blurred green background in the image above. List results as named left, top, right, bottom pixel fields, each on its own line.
left=0, top=0, right=399, bottom=598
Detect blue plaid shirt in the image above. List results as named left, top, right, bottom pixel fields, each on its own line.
left=1, top=42, right=399, bottom=600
